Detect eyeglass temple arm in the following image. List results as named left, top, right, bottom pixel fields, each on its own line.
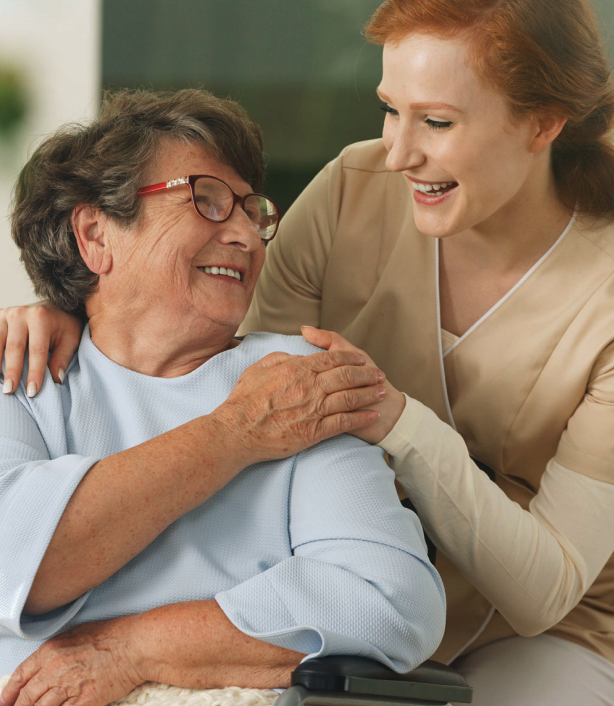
left=138, top=177, right=189, bottom=196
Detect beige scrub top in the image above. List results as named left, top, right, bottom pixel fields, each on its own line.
left=239, top=139, right=614, bottom=665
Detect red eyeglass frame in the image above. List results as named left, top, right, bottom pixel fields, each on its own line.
left=137, top=174, right=281, bottom=241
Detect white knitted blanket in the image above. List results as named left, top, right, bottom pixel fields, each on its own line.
left=0, top=676, right=279, bottom=706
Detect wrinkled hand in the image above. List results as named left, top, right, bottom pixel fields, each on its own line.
left=301, top=327, right=406, bottom=445
left=0, top=618, right=143, bottom=706
left=0, top=303, right=83, bottom=397
left=214, top=347, right=387, bottom=463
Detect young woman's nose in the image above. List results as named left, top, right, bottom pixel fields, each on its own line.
left=385, top=123, right=426, bottom=173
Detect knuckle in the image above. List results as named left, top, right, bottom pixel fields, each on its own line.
left=10, top=665, right=24, bottom=684
left=336, top=413, right=350, bottom=431
left=5, top=306, right=23, bottom=322
left=340, top=366, right=352, bottom=385
left=343, top=389, right=357, bottom=409
left=30, top=306, right=50, bottom=324
left=27, top=344, right=49, bottom=359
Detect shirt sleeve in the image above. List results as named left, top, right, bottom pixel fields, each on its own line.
left=0, top=367, right=97, bottom=640
left=215, top=435, right=446, bottom=673
left=379, top=392, right=614, bottom=637
left=238, top=152, right=344, bottom=336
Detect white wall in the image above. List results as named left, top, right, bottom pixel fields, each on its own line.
left=0, top=0, right=101, bottom=307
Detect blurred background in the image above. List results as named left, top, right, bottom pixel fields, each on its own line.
left=0, top=0, right=612, bottom=306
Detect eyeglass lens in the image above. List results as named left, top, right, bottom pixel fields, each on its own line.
left=193, top=177, right=278, bottom=240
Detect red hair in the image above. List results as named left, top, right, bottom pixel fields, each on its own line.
left=366, top=0, right=614, bottom=219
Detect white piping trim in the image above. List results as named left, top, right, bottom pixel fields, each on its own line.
left=435, top=241, right=457, bottom=431
left=442, top=211, right=577, bottom=359
left=446, top=605, right=496, bottom=665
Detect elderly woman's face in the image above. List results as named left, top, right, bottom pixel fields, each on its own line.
left=112, top=140, right=265, bottom=332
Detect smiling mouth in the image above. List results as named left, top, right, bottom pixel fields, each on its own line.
left=411, top=181, right=458, bottom=196
left=197, top=266, right=242, bottom=282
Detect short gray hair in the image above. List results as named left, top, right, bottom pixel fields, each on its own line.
left=11, top=88, right=265, bottom=315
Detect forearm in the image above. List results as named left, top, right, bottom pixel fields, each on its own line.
left=130, top=601, right=304, bottom=689
left=26, top=413, right=246, bottom=615
left=380, top=395, right=614, bottom=635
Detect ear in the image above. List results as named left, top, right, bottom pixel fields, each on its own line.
left=530, top=113, right=567, bottom=154
left=71, top=205, right=113, bottom=275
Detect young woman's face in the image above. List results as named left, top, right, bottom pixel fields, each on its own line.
left=379, top=33, right=539, bottom=239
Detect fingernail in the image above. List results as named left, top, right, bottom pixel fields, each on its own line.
left=377, top=372, right=385, bottom=383
left=378, top=387, right=387, bottom=398
left=301, top=325, right=315, bottom=330
left=58, top=368, right=66, bottom=384
left=2, top=379, right=13, bottom=395
left=368, top=411, right=380, bottom=421
left=27, top=381, right=37, bottom=398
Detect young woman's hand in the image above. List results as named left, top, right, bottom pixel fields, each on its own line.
left=0, top=303, right=83, bottom=397
left=301, top=327, right=406, bottom=445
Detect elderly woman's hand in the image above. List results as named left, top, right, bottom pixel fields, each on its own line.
left=0, top=618, right=143, bottom=706
left=301, top=327, right=406, bottom=445
left=214, top=347, right=388, bottom=463
left=0, top=303, right=83, bottom=397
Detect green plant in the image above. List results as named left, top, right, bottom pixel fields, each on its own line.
left=0, top=66, right=28, bottom=138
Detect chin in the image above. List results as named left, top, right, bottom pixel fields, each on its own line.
left=414, top=213, right=461, bottom=239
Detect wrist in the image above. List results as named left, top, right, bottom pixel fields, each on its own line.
left=205, top=405, right=256, bottom=469
left=106, top=613, right=148, bottom=686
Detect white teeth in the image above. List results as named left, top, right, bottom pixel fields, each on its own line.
left=412, top=181, right=456, bottom=194
left=201, top=266, right=242, bottom=281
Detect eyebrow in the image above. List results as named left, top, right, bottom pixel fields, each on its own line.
left=376, top=89, right=464, bottom=114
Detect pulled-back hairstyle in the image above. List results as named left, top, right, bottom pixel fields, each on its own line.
left=366, top=0, right=614, bottom=219
left=11, top=88, right=265, bottom=315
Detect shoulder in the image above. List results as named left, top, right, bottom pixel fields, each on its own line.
left=337, top=138, right=390, bottom=173
left=574, top=215, right=614, bottom=261
left=237, top=332, right=323, bottom=360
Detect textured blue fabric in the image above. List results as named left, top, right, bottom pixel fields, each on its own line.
left=0, top=328, right=445, bottom=676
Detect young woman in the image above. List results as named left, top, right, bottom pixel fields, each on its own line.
left=3, top=1, right=614, bottom=703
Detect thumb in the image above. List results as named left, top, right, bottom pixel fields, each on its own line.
left=301, top=326, right=345, bottom=351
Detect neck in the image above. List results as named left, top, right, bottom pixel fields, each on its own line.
left=86, top=302, right=238, bottom=378
left=444, top=162, right=573, bottom=274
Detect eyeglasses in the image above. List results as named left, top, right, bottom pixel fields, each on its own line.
left=138, top=175, right=281, bottom=241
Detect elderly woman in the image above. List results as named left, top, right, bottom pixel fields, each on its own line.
left=0, top=89, right=445, bottom=706
left=7, top=1, right=614, bottom=704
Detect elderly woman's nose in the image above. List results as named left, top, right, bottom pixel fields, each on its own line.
left=217, top=208, right=262, bottom=250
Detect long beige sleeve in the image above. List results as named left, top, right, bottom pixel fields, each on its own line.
left=379, top=394, right=614, bottom=637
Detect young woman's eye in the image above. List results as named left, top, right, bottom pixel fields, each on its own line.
left=380, top=104, right=399, bottom=117
left=425, top=118, right=453, bottom=130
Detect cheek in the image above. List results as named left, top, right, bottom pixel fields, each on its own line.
left=381, top=117, right=396, bottom=153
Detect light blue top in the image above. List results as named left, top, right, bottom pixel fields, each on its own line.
left=0, top=328, right=445, bottom=677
